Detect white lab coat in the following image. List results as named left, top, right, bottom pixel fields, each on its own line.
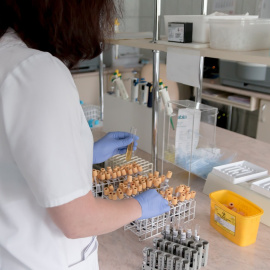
left=0, top=29, right=99, bottom=270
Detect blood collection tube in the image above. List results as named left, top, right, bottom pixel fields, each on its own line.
left=179, top=193, right=186, bottom=202
left=138, top=184, right=142, bottom=193
left=112, top=192, right=117, bottom=200
left=172, top=217, right=179, bottom=241
left=126, top=187, right=132, bottom=196
left=185, top=192, right=191, bottom=200
left=104, top=187, right=109, bottom=196
left=171, top=196, right=178, bottom=206
left=132, top=187, right=138, bottom=196
left=118, top=191, right=124, bottom=199
left=133, top=166, right=138, bottom=175
left=194, top=224, right=200, bottom=242
left=108, top=184, right=114, bottom=192
left=190, top=191, right=196, bottom=199
left=146, top=178, right=153, bottom=189
left=126, top=126, right=137, bottom=161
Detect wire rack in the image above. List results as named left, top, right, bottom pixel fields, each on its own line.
left=106, top=154, right=153, bottom=175
left=93, top=154, right=196, bottom=241
left=92, top=155, right=153, bottom=198
left=81, top=104, right=101, bottom=122
left=124, top=199, right=196, bottom=241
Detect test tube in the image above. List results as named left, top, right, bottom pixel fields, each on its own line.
left=172, top=217, right=179, bottom=241
left=126, top=126, right=137, bottom=161
left=194, top=224, right=200, bottom=241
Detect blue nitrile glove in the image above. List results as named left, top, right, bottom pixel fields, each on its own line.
left=134, top=189, right=170, bottom=220
left=93, top=131, right=139, bottom=164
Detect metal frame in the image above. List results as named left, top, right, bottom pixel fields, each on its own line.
left=98, top=0, right=209, bottom=169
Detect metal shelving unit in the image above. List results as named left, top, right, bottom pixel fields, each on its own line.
left=99, top=0, right=270, bottom=171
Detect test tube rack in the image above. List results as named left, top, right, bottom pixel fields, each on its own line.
left=124, top=198, right=196, bottom=241
left=92, top=157, right=196, bottom=241
left=81, top=104, right=101, bottom=121
left=142, top=234, right=209, bottom=270
left=106, top=154, right=153, bottom=175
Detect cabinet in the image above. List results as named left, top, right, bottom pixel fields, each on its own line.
left=257, top=99, right=270, bottom=143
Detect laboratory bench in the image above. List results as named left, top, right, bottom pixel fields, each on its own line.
left=91, top=127, right=270, bottom=270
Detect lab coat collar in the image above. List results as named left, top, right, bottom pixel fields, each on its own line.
left=0, top=28, right=26, bottom=49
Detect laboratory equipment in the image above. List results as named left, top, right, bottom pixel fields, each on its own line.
left=220, top=60, right=270, bottom=94
left=147, top=83, right=153, bottom=108
left=164, top=15, right=210, bottom=43
left=209, top=190, right=264, bottom=246
left=159, top=86, right=173, bottom=116
left=131, top=78, right=139, bottom=102
left=81, top=104, right=101, bottom=128
left=250, top=177, right=270, bottom=199
left=139, top=78, right=148, bottom=105
left=111, top=72, right=129, bottom=100
left=93, top=154, right=197, bottom=241
left=162, top=100, right=224, bottom=183
left=212, top=160, right=268, bottom=184
left=209, top=17, right=270, bottom=51
left=70, top=57, right=100, bottom=73
left=142, top=224, right=209, bottom=270
left=126, top=127, right=137, bottom=161
left=168, top=22, right=193, bottom=43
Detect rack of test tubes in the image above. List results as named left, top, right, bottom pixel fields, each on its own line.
left=92, top=157, right=196, bottom=241
left=124, top=184, right=196, bottom=241
left=106, top=154, right=153, bottom=175
left=92, top=156, right=153, bottom=198
left=142, top=220, right=209, bottom=270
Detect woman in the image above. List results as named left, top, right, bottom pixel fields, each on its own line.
left=0, top=1, right=170, bottom=269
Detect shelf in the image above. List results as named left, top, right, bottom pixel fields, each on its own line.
left=201, top=92, right=259, bottom=111
left=202, top=78, right=262, bottom=111
left=107, top=37, right=270, bottom=66
left=203, top=78, right=270, bottom=101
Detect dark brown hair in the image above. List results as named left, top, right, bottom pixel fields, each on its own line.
left=0, top=0, right=121, bottom=68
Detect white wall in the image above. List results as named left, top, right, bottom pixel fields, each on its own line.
left=121, top=0, right=259, bottom=35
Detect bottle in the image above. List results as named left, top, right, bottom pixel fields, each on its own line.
left=147, top=82, right=153, bottom=107
left=131, top=78, right=139, bottom=102
left=138, top=78, right=148, bottom=105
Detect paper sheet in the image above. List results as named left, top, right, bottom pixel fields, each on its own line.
left=166, top=47, right=201, bottom=88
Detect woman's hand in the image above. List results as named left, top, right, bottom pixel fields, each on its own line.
left=93, top=132, right=139, bottom=164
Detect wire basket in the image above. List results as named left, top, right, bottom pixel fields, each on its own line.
left=124, top=199, right=196, bottom=241
left=81, top=104, right=101, bottom=127
left=106, top=154, right=153, bottom=175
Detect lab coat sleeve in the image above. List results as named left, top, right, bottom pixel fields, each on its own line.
left=2, top=53, right=93, bottom=207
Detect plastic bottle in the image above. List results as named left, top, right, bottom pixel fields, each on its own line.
left=138, top=78, right=148, bottom=105
left=131, top=78, right=139, bottom=102
left=147, top=82, right=153, bottom=107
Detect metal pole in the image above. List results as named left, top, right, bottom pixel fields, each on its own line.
left=153, top=0, right=161, bottom=42
left=152, top=50, right=160, bottom=171
left=201, top=0, right=208, bottom=15
left=227, top=105, right=233, bottom=130
left=195, top=56, right=204, bottom=104
left=195, top=0, right=208, bottom=105
left=99, top=52, right=104, bottom=121
left=151, top=0, right=161, bottom=171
